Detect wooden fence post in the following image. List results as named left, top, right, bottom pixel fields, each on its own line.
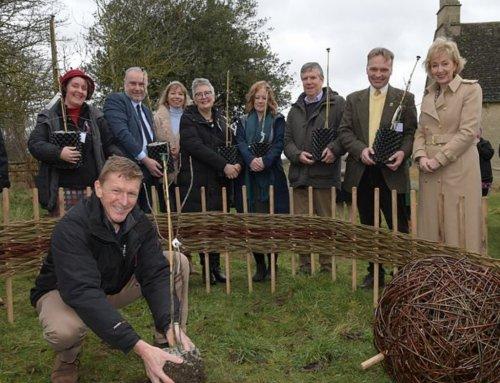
left=222, top=187, right=231, bottom=295
left=391, top=190, right=398, bottom=276
left=373, top=188, right=380, bottom=308
left=151, top=185, right=159, bottom=214
left=410, top=190, right=417, bottom=238
left=175, top=187, right=181, bottom=213
left=200, top=187, right=210, bottom=294
left=351, top=187, right=357, bottom=292
left=58, top=187, right=65, bottom=218
left=308, top=186, right=315, bottom=275
left=330, top=187, right=337, bottom=282
left=482, top=196, right=488, bottom=256
left=269, top=185, right=276, bottom=294
left=33, top=188, right=40, bottom=221
left=242, top=186, right=253, bottom=293
left=3, top=188, right=14, bottom=323
left=289, top=187, right=296, bottom=276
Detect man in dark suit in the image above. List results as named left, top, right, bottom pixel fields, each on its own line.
left=104, top=67, right=163, bottom=212
left=338, top=47, right=417, bottom=288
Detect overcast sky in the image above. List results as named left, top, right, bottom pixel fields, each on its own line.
left=60, top=0, right=499, bottom=108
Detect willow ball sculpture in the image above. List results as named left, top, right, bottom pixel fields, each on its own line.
left=373, top=256, right=499, bottom=382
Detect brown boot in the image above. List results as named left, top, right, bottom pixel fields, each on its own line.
left=51, top=355, right=79, bottom=383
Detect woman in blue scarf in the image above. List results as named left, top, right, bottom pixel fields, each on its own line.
left=235, top=81, right=290, bottom=282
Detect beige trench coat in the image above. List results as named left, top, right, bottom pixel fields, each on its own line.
left=153, top=104, right=180, bottom=181
left=413, top=75, right=483, bottom=253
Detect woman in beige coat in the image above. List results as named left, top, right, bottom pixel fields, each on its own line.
left=413, top=37, right=483, bottom=253
left=153, top=80, right=191, bottom=182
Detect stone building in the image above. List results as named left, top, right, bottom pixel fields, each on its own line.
left=435, top=0, right=500, bottom=187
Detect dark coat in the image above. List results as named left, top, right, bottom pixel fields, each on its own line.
left=0, top=128, right=9, bottom=190
left=28, top=102, right=121, bottom=211
left=30, top=194, right=178, bottom=354
left=177, top=105, right=231, bottom=212
left=284, top=87, right=345, bottom=189
left=234, top=113, right=289, bottom=214
left=477, top=137, right=494, bottom=183
left=339, top=85, right=417, bottom=193
left=103, top=92, right=156, bottom=160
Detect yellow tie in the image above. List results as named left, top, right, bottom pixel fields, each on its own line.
left=369, top=89, right=386, bottom=147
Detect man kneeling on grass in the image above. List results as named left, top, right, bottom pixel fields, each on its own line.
left=30, top=156, right=194, bottom=383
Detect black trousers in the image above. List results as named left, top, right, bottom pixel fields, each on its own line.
left=356, top=166, right=409, bottom=275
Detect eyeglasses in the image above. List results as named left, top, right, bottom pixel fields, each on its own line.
left=194, top=91, right=213, bottom=99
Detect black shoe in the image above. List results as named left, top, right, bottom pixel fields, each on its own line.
left=211, top=266, right=226, bottom=283
left=253, top=263, right=267, bottom=282
left=299, top=264, right=311, bottom=275
left=361, top=274, right=385, bottom=289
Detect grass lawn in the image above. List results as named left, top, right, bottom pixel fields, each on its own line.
left=0, top=187, right=498, bottom=382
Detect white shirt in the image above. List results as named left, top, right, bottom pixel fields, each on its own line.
left=131, top=100, right=153, bottom=160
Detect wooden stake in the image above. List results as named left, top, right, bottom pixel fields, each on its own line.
left=289, top=187, right=296, bottom=276
left=175, top=187, right=181, bottom=213
left=49, top=15, right=59, bottom=93
left=222, top=187, right=231, bottom=295
left=200, top=187, right=210, bottom=293
left=3, top=188, right=14, bottom=323
left=242, top=186, right=253, bottom=293
left=351, top=187, right=357, bottom=291
left=330, top=187, right=337, bottom=282
left=481, top=196, right=488, bottom=256
left=308, top=186, right=315, bottom=275
left=361, top=352, right=385, bottom=370
left=32, top=188, right=40, bottom=221
left=269, top=185, right=276, bottom=294
left=373, top=188, right=380, bottom=309
left=458, top=195, right=466, bottom=249
left=58, top=187, right=65, bottom=217
left=391, top=190, right=398, bottom=275
left=410, top=190, right=417, bottom=238
left=151, top=185, right=159, bottom=214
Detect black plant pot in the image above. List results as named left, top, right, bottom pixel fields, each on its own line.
left=312, top=128, right=336, bottom=161
left=217, top=145, right=241, bottom=165
left=249, top=141, right=271, bottom=157
left=372, top=128, right=403, bottom=164
left=49, top=130, right=83, bottom=169
left=147, top=141, right=175, bottom=173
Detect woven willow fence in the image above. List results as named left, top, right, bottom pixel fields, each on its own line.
left=0, top=185, right=497, bottom=324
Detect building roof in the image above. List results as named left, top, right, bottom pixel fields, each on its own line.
left=455, top=22, right=500, bottom=103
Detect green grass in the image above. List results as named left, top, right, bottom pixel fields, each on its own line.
left=0, top=186, right=498, bottom=382
left=0, top=260, right=391, bottom=383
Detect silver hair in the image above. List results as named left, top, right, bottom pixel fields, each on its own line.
left=300, top=62, right=324, bottom=79
left=191, top=78, right=215, bottom=97
left=124, top=67, right=148, bottom=85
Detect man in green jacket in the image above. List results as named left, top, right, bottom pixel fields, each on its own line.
left=284, top=62, right=345, bottom=274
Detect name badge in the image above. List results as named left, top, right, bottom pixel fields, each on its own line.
left=80, top=132, right=87, bottom=143
left=395, top=123, right=403, bottom=133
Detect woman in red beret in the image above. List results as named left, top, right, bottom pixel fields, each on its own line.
left=28, top=69, right=121, bottom=215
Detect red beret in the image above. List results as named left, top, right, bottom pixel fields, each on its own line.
left=59, top=68, right=95, bottom=100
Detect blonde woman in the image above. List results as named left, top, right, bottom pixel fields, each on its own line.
left=154, top=80, right=191, bottom=180
left=413, top=37, right=483, bottom=253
